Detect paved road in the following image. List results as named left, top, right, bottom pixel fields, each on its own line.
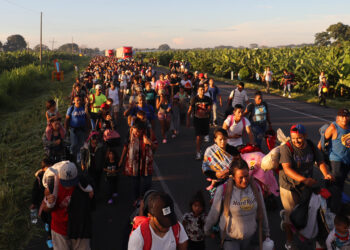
left=28, top=69, right=339, bottom=250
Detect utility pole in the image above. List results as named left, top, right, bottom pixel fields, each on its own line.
left=49, top=38, right=56, bottom=50
left=71, top=37, right=74, bottom=61
left=40, top=11, right=42, bottom=70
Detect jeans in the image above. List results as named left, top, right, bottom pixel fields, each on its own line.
left=212, top=102, right=218, bottom=123
left=330, top=161, right=350, bottom=190
left=130, top=175, right=152, bottom=200
left=70, top=128, right=85, bottom=163
left=283, top=83, right=291, bottom=95
left=223, top=237, right=251, bottom=250
left=266, top=81, right=271, bottom=93
left=251, top=122, right=267, bottom=148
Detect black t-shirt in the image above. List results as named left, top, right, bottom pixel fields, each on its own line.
left=190, top=95, right=212, bottom=119
left=279, top=141, right=323, bottom=190
left=246, top=101, right=269, bottom=125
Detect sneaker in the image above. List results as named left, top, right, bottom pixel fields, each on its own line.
left=284, top=242, right=297, bottom=250
left=107, top=199, right=113, bottom=204
left=112, top=193, right=118, bottom=198
left=162, top=139, right=167, bottom=144
left=288, top=94, right=292, bottom=98
left=195, top=152, right=201, bottom=160
left=46, top=239, right=53, bottom=249
left=204, top=135, right=209, bottom=142
left=283, top=93, right=286, bottom=97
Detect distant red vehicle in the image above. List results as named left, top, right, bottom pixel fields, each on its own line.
left=105, top=49, right=115, bottom=57
left=116, top=47, right=133, bottom=59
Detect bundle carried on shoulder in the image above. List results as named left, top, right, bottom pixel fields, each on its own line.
left=261, top=128, right=290, bottom=172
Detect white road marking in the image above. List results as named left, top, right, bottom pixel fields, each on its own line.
left=153, top=161, right=184, bottom=219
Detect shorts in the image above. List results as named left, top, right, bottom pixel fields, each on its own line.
left=280, top=187, right=300, bottom=223
left=193, top=117, right=210, bottom=136
left=112, top=105, right=119, bottom=113
left=158, top=112, right=171, bottom=121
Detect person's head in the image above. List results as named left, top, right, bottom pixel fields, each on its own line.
left=145, top=81, right=151, bottom=90
left=41, top=157, right=53, bottom=170
left=237, top=82, right=244, bottom=91
left=320, top=71, right=325, bottom=76
left=204, top=82, right=209, bottom=92
left=254, top=91, right=263, bottom=105
left=46, top=99, right=56, bottom=111
left=159, top=73, right=164, bottom=81
left=147, top=192, right=177, bottom=230
left=106, top=148, right=117, bottom=162
left=230, top=159, right=250, bottom=189
left=74, top=96, right=81, bottom=107
left=90, top=133, right=99, bottom=148
left=56, top=161, right=79, bottom=189
left=336, top=108, right=350, bottom=129
left=189, top=191, right=205, bottom=217
left=321, top=76, right=327, bottom=83
left=179, top=86, right=185, bottom=93
left=50, top=117, right=62, bottom=130
left=151, top=76, right=156, bottom=82
left=204, top=73, right=208, bottom=79
left=334, top=213, right=350, bottom=235
left=74, top=83, right=81, bottom=92
left=110, top=82, right=116, bottom=90
left=199, top=73, right=204, bottom=79
left=283, top=69, right=288, bottom=74
left=132, top=119, right=146, bottom=137
left=138, top=94, right=146, bottom=107
left=233, top=104, right=244, bottom=120
left=95, top=84, right=102, bottom=95
left=106, top=98, right=113, bottom=107
left=214, top=128, right=228, bottom=149
left=197, top=85, right=204, bottom=97
left=290, top=124, right=307, bottom=149
left=266, top=66, right=270, bottom=71
left=209, top=78, right=214, bottom=86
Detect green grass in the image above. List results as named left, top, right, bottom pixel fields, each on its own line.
left=157, top=65, right=350, bottom=109
left=0, top=57, right=90, bottom=250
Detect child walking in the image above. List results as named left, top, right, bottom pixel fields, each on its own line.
left=326, top=213, right=350, bottom=250
left=104, top=148, right=120, bottom=204
left=182, top=191, right=207, bottom=250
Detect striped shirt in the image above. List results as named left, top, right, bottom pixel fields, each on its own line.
left=229, top=88, right=248, bottom=108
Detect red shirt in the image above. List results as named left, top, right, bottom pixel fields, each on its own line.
left=51, top=183, right=75, bottom=235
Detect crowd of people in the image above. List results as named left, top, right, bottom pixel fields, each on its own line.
left=28, top=55, right=350, bottom=250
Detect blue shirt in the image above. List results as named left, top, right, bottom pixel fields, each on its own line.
left=130, top=105, right=155, bottom=122
left=329, top=122, right=350, bottom=164
left=208, top=86, right=220, bottom=103
left=67, top=105, right=87, bottom=128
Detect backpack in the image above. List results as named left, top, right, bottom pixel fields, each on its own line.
left=130, top=217, right=180, bottom=250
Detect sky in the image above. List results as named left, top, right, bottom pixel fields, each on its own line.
left=1, top=0, right=350, bottom=50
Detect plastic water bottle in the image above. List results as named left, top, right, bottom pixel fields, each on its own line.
left=30, top=208, right=38, bottom=224
left=262, top=237, right=274, bottom=250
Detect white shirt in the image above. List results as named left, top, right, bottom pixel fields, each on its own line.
left=263, top=70, right=273, bottom=82
left=229, top=88, right=248, bottom=108
left=107, top=87, right=119, bottom=105
left=224, top=117, right=250, bottom=146
left=128, top=222, right=188, bottom=250
left=119, top=74, right=127, bottom=87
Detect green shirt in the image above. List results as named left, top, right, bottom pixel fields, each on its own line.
left=89, top=93, right=107, bottom=113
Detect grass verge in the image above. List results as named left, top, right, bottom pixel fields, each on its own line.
left=157, top=65, right=350, bottom=109
left=0, top=57, right=90, bottom=250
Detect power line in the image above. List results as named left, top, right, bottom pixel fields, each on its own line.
left=1, top=0, right=40, bottom=13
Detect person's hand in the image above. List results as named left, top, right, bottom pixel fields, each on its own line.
left=143, top=136, right=152, bottom=145
left=46, top=194, right=55, bottom=204
left=302, top=178, right=317, bottom=187
left=88, top=191, right=94, bottom=199
left=324, top=173, right=335, bottom=182
left=54, top=139, right=61, bottom=145
left=216, top=169, right=229, bottom=179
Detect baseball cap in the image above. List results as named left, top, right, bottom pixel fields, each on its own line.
left=57, top=161, right=79, bottom=187
left=199, top=73, right=204, bottom=78
left=337, top=108, right=350, bottom=117
left=95, top=84, right=102, bottom=90
left=290, top=124, right=306, bottom=135
left=149, top=192, right=177, bottom=228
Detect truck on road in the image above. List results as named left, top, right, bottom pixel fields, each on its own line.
left=116, top=47, right=133, bottom=59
